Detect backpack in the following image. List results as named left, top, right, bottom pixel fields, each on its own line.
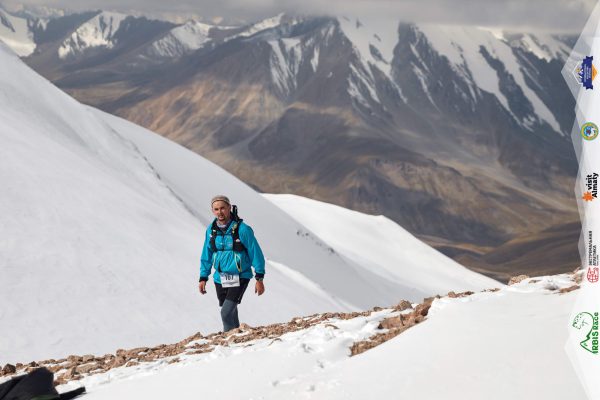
left=209, top=205, right=247, bottom=254
left=0, top=368, right=86, bottom=400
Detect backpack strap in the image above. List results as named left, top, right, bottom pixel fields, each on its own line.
left=231, top=221, right=247, bottom=253
left=232, top=205, right=240, bottom=222
left=209, top=219, right=219, bottom=252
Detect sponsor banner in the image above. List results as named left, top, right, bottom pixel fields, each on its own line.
left=571, top=311, right=599, bottom=354
left=565, top=3, right=600, bottom=399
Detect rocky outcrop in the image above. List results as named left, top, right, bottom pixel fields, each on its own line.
left=508, top=274, right=530, bottom=285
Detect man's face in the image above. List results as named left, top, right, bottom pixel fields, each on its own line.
left=212, top=201, right=231, bottom=222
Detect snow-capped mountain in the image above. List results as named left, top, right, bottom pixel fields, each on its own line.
left=144, top=20, right=213, bottom=58
left=0, top=41, right=496, bottom=363
left=58, top=11, right=127, bottom=59
left=9, top=4, right=66, bottom=20
left=17, top=13, right=580, bottom=277
left=0, top=6, right=103, bottom=58
left=0, top=6, right=35, bottom=55
left=341, top=20, right=568, bottom=134
left=143, top=14, right=297, bottom=59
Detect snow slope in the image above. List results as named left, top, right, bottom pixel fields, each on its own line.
left=0, top=41, right=497, bottom=364
left=0, top=41, right=346, bottom=364
left=264, top=194, right=498, bottom=299
left=289, top=276, right=582, bottom=400
left=55, top=274, right=585, bottom=400
left=0, top=8, right=35, bottom=56
left=337, top=16, right=399, bottom=77
left=99, top=109, right=500, bottom=301
left=0, top=40, right=200, bottom=363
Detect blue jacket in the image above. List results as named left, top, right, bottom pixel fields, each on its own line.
left=199, top=219, right=265, bottom=284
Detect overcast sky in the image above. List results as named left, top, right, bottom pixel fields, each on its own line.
left=1, top=0, right=596, bottom=32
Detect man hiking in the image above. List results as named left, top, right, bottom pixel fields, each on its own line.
left=198, top=195, right=266, bottom=332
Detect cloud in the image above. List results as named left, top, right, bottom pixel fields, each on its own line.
left=2, top=0, right=596, bottom=32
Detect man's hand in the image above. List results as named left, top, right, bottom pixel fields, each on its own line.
left=199, top=281, right=207, bottom=294
left=255, top=280, right=265, bottom=296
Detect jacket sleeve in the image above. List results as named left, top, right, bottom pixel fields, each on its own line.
left=199, top=228, right=213, bottom=281
left=239, top=223, right=266, bottom=279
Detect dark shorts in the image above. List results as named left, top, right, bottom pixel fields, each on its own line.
left=214, top=278, right=250, bottom=307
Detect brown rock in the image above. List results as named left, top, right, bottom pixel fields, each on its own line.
left=394, top=300, right=413, bottom=311
left=111, top=356, right=127, bottom=368
left=82, top=355, right=95, bottom=363
left=414, top=302, right=432, bottom=317
left=1, top=364, right=16, bottom=375
left=351, top=296, right=436, bottom=356
left=62, top=367, right=79, bottom=380
left=47, top=365, right=65, bottom=373
left=378, top=315, right=405, bottom=330
left=139, top=353, right=158, bottom=362
left=559, top=285, right=580, bottom=294
left=508, top=275, right=529, bottom=285
left=67, top=355, right=82, bottom=364
left=448, top=291, right=474, bottom=298
left=127, top=347, right=150, bottom=357
left=188, top=348, right=212, bottom=355
left=186, top=332, right=204, bottom=342
left=75, top=363, right=98, bottom=374
left=61, top=362, right=76, bottom=371
left=125, top=361, right=140, bottom=367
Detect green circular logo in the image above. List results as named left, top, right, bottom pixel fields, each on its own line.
left=581, top=122, right=599, bottom=141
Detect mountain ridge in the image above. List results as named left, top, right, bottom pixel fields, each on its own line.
left=1, top=8, right=581, bottom=276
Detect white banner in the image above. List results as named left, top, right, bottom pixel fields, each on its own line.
left=564, top=2, right=600, bottom=399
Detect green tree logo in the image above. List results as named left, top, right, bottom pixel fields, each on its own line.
left=572, top=312, right=599, bottom=354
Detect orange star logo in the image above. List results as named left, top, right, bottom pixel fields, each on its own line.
left=583, top=191, right=595, bottom=201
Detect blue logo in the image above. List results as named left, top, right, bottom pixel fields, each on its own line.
left=574, top=56, right=597, bottom=90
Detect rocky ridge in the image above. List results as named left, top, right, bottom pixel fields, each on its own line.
left=0, top=271, right=582, bottom=387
